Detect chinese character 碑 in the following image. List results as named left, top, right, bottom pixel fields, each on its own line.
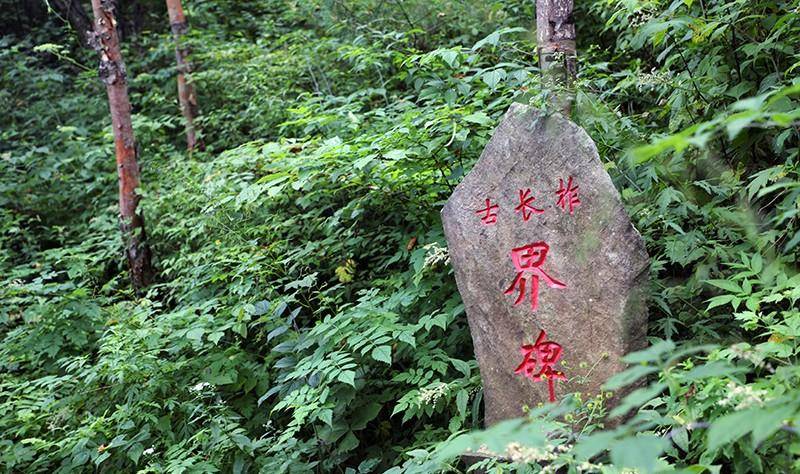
left=514, top=330, right=566, bottom=402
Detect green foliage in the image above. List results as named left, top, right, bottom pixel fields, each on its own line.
left=1, top=0, right=799, bottom=472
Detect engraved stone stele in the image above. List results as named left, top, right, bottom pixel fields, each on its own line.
left=442, top=103, right=649, bottom=426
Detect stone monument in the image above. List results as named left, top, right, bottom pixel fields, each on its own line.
left=441, top=105, right=649, bottom=425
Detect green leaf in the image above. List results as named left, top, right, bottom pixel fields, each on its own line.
left=94, top=451, right=111, bottom=465
left=450, top=358, right=471, bottom=377
left=724, top=111, right=757, bottom=140
left=127, top=443, right=144, bottom=464
left=350, top=402, right=382, bottom=430
left=707, top=409, right=757, bottom=451
left=574, top=431, right=618, bottom=461
left=604, top=365, right=660, bottom=390
left=672, top=427, right=689, bottom=452
left=750, top=403, right=796, bottom=446
left=438, top=49, right=458, bottom=67
left=610, top=383, right=667, bottom=418
left=371, top=345, right=392, bottom=365
left=338, top=370, right=356, bottom=387
left=624, top=339, right=676, bottom=364
left=383, top=149, right=407, bottom=160
left=705, top=279, right=742, bottom=293
left=186, top=327, right=205, bottom=342
left=456, top=389, right=468, bottom=418
left=481, top=69, right=506, bottom=89
left=750, top=254, right=763, bottom=273
left=318, top=408, right=333, bottom=426
left=338, top=431, right=360, bottom=452
left=472, top=31, right=500, bottom=50
left=462, top=112, right=491, bottom=125
left=609, top=434, right=669, bottom=474
left=706, top=294, right=736, bottom=310
left=681, top=361, right=743, bottom=381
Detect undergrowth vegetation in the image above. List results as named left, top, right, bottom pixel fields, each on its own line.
left=1, top=0, right=799, bottom=472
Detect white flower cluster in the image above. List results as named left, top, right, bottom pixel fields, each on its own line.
left=422, top=243, right=450, bottom=269
left=577, top=460, right=605, bottom=472
left=730, top=343, right=771, bottom=371
left=417, top=382, right=448, bottom=405
left=507, top=442, right=572, bottom=464
left=718, top=381, right=769, bottom=410
left=467, top=442, right=572, bottom=468
left=637, top=68, right=672, bottom=90
left=629, top=10, right=654, bottom=28
left=189, top=382, right=211, bottom=393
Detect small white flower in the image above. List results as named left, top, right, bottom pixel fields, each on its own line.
left=190, top=382, right=211, bottom=393
left=718, top=381, right=769, bottom=410
left=143, top=447, right=155, bottom=456
left=422, top=243, right=450, bottom=269
left=418, top=382, right=448, bottom=404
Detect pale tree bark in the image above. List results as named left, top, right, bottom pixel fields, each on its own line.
left=535, top=0, right=577, bottom=115
left=50, top=0, right=94, bottom=47
left=166, top=0, right=199, bottom=152
left=89, top=0, right=154, bottom=290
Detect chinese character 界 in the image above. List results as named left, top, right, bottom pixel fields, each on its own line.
left=555, top=176, right=580, bottom=214
left=514, top=188, right=544, bottom=221
left=515, top=330, right=566, bottom=402
left=475, top=198, right=499, bottom=225
left=504, top=241, right=566, bottom=311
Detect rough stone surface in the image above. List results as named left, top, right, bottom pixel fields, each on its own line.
left=442, top=103, right=649, bottom=426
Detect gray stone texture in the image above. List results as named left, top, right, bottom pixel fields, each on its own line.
left=442, top=104, right=649, bottom=426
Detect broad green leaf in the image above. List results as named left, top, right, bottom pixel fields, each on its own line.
left=186, top=327, right=205, bottom=342
left=705, top=279, right=742, bottom=293
left=481, top=69, right=506, bottom=89
left=609, top=434, right=669, bottom=474
left=338, top=371, right=356, bottom=387
left=604, top=365, right=660, bottom=390
left=751, top=403, right=796, bottom=446
left=624, top=340, right=676, bottom=364
left=350, top=402, right=382, bottom=430
left=371, top=345, right=392, bottom=365
left=462, top=112, right=491, bottom=125
left=707, top=409, right=757, bottom=451
left=456, top=389, right=468, bottom=418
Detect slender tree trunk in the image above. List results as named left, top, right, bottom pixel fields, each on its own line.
left=50, top=0, right=94, bottom=47
left=131, top=0, right=144, bottom=36
left=166, top=0, right=199, bottom=152
left=535, top=0, right=576, bottom=115
left=89, top=0, right=153, bottom=290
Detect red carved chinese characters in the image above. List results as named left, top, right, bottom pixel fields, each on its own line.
left=514, top=188, right=544, bottom=221
left=555, top=176, right=580, bottom=214
left=504, top=242, right=566, bottom=311
left=475, top=198, right=499, bottom=225
left=515, top=330, right=566, bottom=402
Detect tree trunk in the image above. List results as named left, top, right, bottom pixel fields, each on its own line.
left=535, top=0, right=576, bottom=115
left=166, top=0, right=199, bottom=152
left=89, top=0, right=154, bottom=290
left=50, top=0, right=94, bottom=47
